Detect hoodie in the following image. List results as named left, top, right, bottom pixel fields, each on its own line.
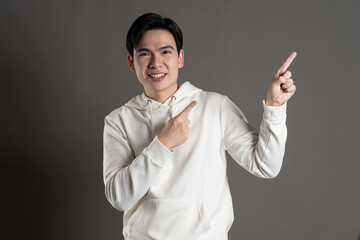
left=103, top=81, right=287, bottom=240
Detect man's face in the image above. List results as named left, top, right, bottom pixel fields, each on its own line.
left=127, top=29, right=184, bottom=102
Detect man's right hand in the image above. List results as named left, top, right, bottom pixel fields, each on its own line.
left=158, top=101, right=197, bottom=150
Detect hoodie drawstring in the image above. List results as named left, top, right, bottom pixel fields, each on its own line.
left=169, top=95, right=176, bottom=119
left=147, top=100, right=156, bottom=137
left=147, top=96, right=177, bottom=138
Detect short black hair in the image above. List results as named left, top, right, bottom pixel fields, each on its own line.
left=126, top=13, right=183, bottom=57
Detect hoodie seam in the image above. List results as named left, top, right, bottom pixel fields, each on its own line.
left=258, top=109, right=273, bottom=176
left=105, top=116, right=127, bottom=140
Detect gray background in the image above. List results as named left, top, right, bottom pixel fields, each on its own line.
left=2, top=0, right=360, bottom=239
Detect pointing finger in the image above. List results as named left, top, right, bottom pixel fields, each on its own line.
left=277, top=52, right=297, bottom=77
left=177, top=101, right=197, bottom=119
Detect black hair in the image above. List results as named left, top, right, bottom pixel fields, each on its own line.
left=126, top=13, right=183, bottom=57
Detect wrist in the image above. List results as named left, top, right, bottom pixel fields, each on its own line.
left=158, top=136, right=172, bottom=151
left=265, top=98, right=283, bottom=107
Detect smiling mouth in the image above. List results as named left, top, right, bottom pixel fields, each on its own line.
left=148, top=73, right=166, bottom=78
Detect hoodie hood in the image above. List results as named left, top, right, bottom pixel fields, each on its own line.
left=124, top=81, right=203, bottom=137
left=125, top=81, right=202, bottom=110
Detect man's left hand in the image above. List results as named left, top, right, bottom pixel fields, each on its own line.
left=266, top=52, right=297, bottom=106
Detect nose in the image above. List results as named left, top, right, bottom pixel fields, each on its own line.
left=149, top=53, right=162, bottom=69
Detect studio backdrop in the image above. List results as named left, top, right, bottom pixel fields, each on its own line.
left=2, top=0, right=360, bottom=239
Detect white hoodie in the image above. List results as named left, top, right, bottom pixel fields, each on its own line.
left=103, top=81, right=287, bottom=240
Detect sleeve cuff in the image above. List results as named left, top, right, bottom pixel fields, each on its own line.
left=262, top=100, right=287, bottom=122
left=145, top=136, right=174, bottom=167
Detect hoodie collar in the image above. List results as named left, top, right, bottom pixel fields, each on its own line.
left=125, top=81, right=202, bottom=110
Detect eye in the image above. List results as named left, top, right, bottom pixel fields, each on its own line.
left=162, top=50, right=171, bottom=54
left=138, top=52, right=149, bottom=57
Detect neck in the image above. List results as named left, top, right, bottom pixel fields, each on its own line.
left=146, top=85, right=179, bottom=104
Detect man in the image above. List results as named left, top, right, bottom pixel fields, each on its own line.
left=103, top=13, right=296, bottom=240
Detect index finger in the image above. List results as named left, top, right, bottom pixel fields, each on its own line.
left=278, top=52, right=297, bottom=75
left=177, top=101, right=197, bottom=119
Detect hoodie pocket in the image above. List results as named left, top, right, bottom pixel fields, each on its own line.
left=130, top=198, right=211, bottom=240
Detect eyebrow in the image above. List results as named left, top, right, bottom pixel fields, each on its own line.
left=136, top=48, right=150, bottom=53
left=159, top=45, right=175, bottom=51
left=136, top=45, right=175, bottom=53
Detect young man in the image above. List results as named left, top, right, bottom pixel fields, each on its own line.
left=103, top=13, right=296, bottom=240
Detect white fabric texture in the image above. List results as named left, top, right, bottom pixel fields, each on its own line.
left=103, top=81, right=287, bottom=240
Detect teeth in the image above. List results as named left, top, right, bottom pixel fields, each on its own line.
left=150, top=73, right=165, bottom=78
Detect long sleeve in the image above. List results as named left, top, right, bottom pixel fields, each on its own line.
left=103, top=115, right=174, bottom=211
left=220, top=96, right=287, bottom=178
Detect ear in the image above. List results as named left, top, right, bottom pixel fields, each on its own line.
left=178, top=49, right=184, bottom=68
left=127, top=54, right=135, bottom=71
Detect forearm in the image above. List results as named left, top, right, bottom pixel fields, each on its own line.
left=103, top=117, right=173, bottom=211
left=222, top=97, right=287, bottom=178
left=252, top=100, right=287, bottom=177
